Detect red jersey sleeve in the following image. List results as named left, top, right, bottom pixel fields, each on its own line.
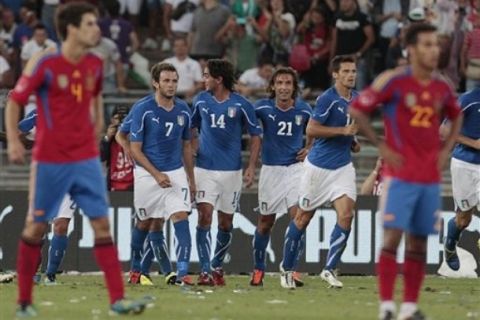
left=443, top=84, right=461, bottom=120
left=10, top=62, right=46, bottom=106
left=94, top=59, right=103, bottom=96
left=350, top=70, right=396, bottom=113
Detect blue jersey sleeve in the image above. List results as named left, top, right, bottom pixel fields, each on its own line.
left=191, top=94, right=203, bottom=129
left=241, top=100, right=262, bottom=136
left=129, top=106, right=149, bottom=143
left=18, top=110, right=37, bottom=133
left=312, top=95, right=336, bottom=124
left=119, top=110, right=133, bottom=133
left=181, top=105, right=192, bottom=140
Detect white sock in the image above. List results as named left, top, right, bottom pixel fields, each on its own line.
left=398, top=302, right=417, bottom=319
left=379, top=300, right=396, bottom=317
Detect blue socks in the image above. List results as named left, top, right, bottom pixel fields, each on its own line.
left=46, top=235, right=68, bottom=275
left=281, top=221, right=304, bottom=271
left=147, top=231, right=173, bottom=275
left=173, top=220, right=191, bottom=278
left=196, top=226, right=211, bottom=273
left=130, top=227, right=148, bottom=272
left=211, top=227, right=233, bottom=269
left=253, top=230, right=270, bottom=271
left=445, top=217, right=463, bottom=251
left=293, top=233, right=306, bottom=270
left=140, top=243, right=154, bottom=275
left=325, top=223, right=351, bottom=271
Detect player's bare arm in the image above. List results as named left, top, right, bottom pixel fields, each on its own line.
left=130, top=141, right=171, bottom=188
left=306, top=118, right=358, bottom=138
left=115, top=131, right=132, bottom=158
left=190, top=128, right=199, bottom=157
left=92, top=94, right=104, bottom=141
left=244, top=135, right=261, bottom=188
left=182, top=140, right=196, bottom=198
left=438, top=114, right=463, bottom=170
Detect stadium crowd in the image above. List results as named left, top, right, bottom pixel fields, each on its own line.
left=0, top=0, right=478, bottom=94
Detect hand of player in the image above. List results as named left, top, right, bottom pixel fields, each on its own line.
left=296, top=148, right=309, bottom=161
left=437, top=148, right=450, bottom=171
left=474, top=139, right=480, bottom=150
left=378, top=143, right=403, bottom=169
left=188, top=179, right=197, bottom=202
left=343, top=123, right=358, bottom=136
left=243, top=166, right=256, bottom=188
left=350, top=140, right=361, bottom=153
left=7, top=138, right=26, bottom=164
left=154, top=172, right=172, bottom=188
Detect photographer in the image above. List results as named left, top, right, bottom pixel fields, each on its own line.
left=100, top=106, right=134, bottom=191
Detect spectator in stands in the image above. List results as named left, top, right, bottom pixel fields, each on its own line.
left=100, top=105, right=134, bottom=191
left=236, top=59, right=273, bottom=96
left=12, top=2, right=52, bottom=52
left=331, top=0, right=374, bottom=89
left=117, top=0, right=142, bottom=30
left=164, top=0, right=199, bottom=44
left=296, top=5, right=331, bottom=90
left=0, top=42, right=13, bottom=88
left=257, top=0, right=296, bottom=66
left=0, top=8, right=16, bottom=58
left=99, top=0, right=140, bottom=69
left=226, top=16, right=262, bottom=74
left=20, top=24, right=56, bottom=68
left=231, top=0, right=260, bottom=26
left=41, top=0, right=59, bottom=39
left=162, top=37, right=203, bottom=98
left=142, top=0, right=164, bottom=50
left=461, top=7, right=480, bottom=90
left=189, top=0, right=232, bottom=61
left=91, top=36, right=127, bottom=93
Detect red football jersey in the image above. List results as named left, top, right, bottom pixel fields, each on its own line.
left=10, top=52, right=103, bottom=162
left=351, top=68, right=461, bottom=183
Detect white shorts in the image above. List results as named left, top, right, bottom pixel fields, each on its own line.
left=134, top=166, right=191, bottom=221
left=194, top=167, right=242, bottom=214
left=118, top=0, right=143, bottom=15
left=298, top=160, right=356, bottom=211
left=451, top=158, right=480, bottom=211
left=258, top=163, right=303, bottom=215
left=55, top=195, right=76, bottom=219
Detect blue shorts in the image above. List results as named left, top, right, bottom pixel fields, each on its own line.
left=31, top=158, right=108, bottom=222
left=381, top=178, right=441, bottom=236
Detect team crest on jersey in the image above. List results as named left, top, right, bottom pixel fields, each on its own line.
left=405, top=93, right=417, bottom=108
left=177, top=115, right=185, bottom=126
left=86, top=70, right=95, bottom=91
left=227, top=106, right=237, bottom=118
left=57, top=74, right=68, bottom=89
left=295, top=115, right=303, bottom=126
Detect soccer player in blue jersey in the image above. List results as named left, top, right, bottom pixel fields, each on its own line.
left=250, top=67, right=312, bottom=286
left=192, top=59, right=262, bottom=286
left=280, top=55, right=360, bottom=289
left=128, top=62, right=195, bottom=286
left=443, top=86, right=480, bottom=270
left=117, top=107, right=176, bottom=286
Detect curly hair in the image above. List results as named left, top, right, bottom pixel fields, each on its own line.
left=207, top=59, right=236, bottom=92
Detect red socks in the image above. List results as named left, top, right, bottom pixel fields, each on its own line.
left=93, top=238, right=124, bottom=305
left=17, top=239, right=42, bottom=305
left=403, top=251, right=426, bottom=303
left=377, top=248, right=398, bottom=301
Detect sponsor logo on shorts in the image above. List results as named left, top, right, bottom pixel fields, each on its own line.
left=197, top=191, right=205, bottom=199
left=383, top=213, right=395, bottom=222
left=302, top=198, right=310, bottom=209
left=261, top=202, right=268, bottom=212
left=137, top=208, right=147, bottom=218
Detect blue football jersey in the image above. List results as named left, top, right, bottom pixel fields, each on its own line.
left=192, top=91, right=262, bottom=170
left=129, top=94, right=192, bottom=172
left=452, top=88, right=480, bottom=164
left=307, top=86, right=358, bottom=169
left=18, top=109, right=37, bottom=133
left=255, top=98, right=312, bottom=166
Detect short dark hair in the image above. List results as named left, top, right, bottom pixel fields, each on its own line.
left=55, top=2, right=97, bottom=41
left=207, top=59, right=236, bottom=92
left=267, top=67, right=300, bottom=99
left=33, top=24, right=47, bottom=32
left=150, top=62, right=178, bottom=82
left=330, top=55, right=356, bottom=73
left=104, top=0, right=121, bottom=18
left=173, top=36, right=188, bottom=44
left=405, top=23, right=437, bottom=46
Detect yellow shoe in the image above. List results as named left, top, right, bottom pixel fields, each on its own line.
left=140, top=274, right=154, bottom=286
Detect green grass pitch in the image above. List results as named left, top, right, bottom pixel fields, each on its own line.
left=0, top=275, right=478, bottom=319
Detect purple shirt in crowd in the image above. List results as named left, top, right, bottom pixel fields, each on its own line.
left=98, top=17, right=133, bottom=63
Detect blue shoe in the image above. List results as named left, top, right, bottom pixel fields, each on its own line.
left=16, top=304, right=38, bottom=317
left=444, top=244, right=460, bottom=271
left=32, top=273, right=41, bottom=285
left=110, top=298, right=146, bottom=315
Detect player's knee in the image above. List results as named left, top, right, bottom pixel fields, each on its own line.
left=136, top=219, right=150, bottom=231
left=257, top=216, right=274, bottom=235
left=218, top=219, right=233, bottom=232
left=198, top=213, right=212, bottom=227
left=339, top=210, right=354, bottom=225
left=53, top=219, right=69, bottom=235
left=294, top=212, right=312, bottom=229
left=22, top=221, right=48, bottom=242
left=456, top=212, right=473, bottom=229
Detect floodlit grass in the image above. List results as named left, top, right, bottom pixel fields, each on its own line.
left=0, top=275, right=478, bottom=319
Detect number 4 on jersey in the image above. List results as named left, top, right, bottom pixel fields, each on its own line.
left=210, top=114, right=226, bottom=129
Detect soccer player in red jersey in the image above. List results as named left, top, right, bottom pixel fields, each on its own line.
left=5, top=2, right=145, bottom=317
left=349, top=23, right=463, bottom=320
